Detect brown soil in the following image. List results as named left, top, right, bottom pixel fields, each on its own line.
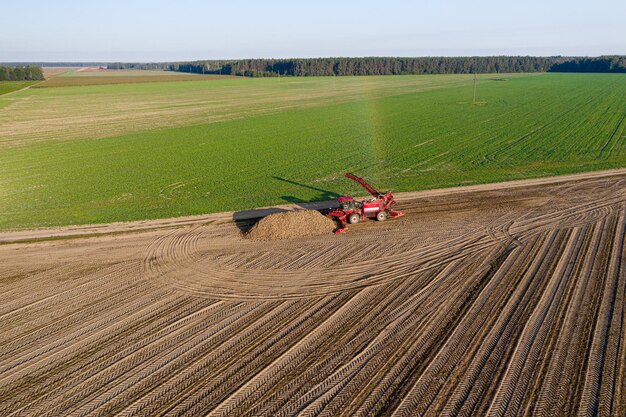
left=33, top=74, right=236, bottom=88
left=1, top=169, right=626, bottom=416
left=245, top=210, right=337, bottom=241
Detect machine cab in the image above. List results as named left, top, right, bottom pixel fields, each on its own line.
left=336, top=196, right=356, bottom=211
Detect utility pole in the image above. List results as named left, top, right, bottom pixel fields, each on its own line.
left=473, top=71, right=477, bottom=103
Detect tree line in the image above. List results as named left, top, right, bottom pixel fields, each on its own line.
left=0, top=66, right=44, bottom=81
left=1, top=62, right=107, bottom=67
left=548, top=56, right=626, bottom=73
left=108, top=56, right=626, bottom=77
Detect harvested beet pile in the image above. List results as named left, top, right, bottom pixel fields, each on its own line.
left=245, top=210, right=337, bottom=241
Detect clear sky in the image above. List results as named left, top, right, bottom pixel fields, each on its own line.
left=1, top=0, right=625, bottom=62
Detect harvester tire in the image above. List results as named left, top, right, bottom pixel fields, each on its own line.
left=348, top=213, right=360, bottom=224
left=376, top=210, right=388, bottom=221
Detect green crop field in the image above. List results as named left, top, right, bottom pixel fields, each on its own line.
left=0, top=81, right=37, bottom=96
left=0, top=81, right=39, bottom=111
left=1, top=72, right=625, bottom=230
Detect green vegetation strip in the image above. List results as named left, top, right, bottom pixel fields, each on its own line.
left=0, top=81, right=37, bottom=96
left=1, top=73, right=625, bottom=229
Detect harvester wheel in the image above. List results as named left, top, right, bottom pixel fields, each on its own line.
left=348, top=213, right=360, bottom=224
left=376, top=210, right=388, bottom=221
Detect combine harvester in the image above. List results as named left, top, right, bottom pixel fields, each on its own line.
left=327, top=173, right=403, bottom=233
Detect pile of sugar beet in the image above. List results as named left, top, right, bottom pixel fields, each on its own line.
left=245, top=210, right=337, bottom=241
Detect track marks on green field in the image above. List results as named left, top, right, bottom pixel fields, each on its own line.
left=2, top=73, right=626, bottom=229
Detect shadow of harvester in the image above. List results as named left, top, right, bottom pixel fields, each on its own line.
left=231, top=176, right=341, bottom=233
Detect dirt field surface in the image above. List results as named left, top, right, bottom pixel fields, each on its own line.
left=41, top=67, right=79, bottom=78
left=1, top=169, right=625, bottom=416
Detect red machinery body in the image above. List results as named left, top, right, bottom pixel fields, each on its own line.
left=327, top=173, right=403, bottom=233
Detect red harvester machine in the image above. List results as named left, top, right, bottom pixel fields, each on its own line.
left=327, top=173, right=404, bottom=233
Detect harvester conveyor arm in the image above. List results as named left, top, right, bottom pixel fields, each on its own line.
left=345, top=173, right=382, bottom=197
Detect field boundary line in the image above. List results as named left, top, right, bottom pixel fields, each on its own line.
left=1, top=168, right=625, bottom=243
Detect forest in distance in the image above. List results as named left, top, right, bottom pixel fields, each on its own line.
left=0, top=66, right=44, bottom=81
left=3, top=56, right=624, bottom=79
left=106, top=55, right=626, bottom=77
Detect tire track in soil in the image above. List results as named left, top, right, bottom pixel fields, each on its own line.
left=578, top=205, right=625, bottom=417
left=532, top=217, right=613, bottom=417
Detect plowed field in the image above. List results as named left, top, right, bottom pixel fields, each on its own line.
left=1, top=170, right=625, bottom=416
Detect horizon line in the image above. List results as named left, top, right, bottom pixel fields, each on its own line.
left=2, top=54, right=626, bottom=65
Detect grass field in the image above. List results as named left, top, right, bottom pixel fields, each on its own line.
left=1, top=72, right=625, bottom=229
left=0, top=81, right=37, bottom=96
left=0, top=81, right=38, bottom=111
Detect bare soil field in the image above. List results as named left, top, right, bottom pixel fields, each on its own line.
left=1, top=170, right=625, bottom=416
left=41, top=67, right=79, bottom=78
left=34, top=71, right=236, bottom=88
